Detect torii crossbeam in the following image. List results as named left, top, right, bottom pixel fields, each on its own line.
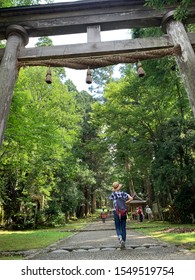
left=0, top=0, right=195, bottom=146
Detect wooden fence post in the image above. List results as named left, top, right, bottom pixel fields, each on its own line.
left=0, top=25, right=29, bottom=146
left=162, top=11, right=195, bottom=117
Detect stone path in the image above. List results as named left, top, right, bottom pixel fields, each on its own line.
left=26, top=218, right=195, bottom=260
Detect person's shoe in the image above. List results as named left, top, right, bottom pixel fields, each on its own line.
left=120, top=240, right=126, bottom=249
left=118, top=235, right=122, bottom=240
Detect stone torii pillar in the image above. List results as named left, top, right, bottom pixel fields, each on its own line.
left=0, top=25, right=29, bottom=146
left=162, top=11, right=195, bottom=117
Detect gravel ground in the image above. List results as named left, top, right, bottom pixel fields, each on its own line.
left=26, top=219, right=195, bottom=260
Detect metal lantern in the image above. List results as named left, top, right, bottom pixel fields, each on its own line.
left=45, top=67, right=52, bottom=84
left=137, top=61, right=146, bottom=78
left=86, top=67, right=92, bottom=84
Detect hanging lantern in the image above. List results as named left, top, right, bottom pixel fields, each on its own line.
left=86, top=67, right=92, bottom=84
left=45, top=66, right=52, bottom=84
left=137, top=61, right=146, bottom=78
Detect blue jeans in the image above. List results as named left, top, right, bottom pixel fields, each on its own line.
left=113, top=211, right=127, bottom=242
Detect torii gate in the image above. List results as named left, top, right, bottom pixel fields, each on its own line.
left=0, top=0, right=195, bottom=147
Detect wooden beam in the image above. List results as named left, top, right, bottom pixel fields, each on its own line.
left=0, top=34, right=195, bottom=67
left=0, top=1, right=195, bottom=39
left=18, top=36, right=175, bottom=61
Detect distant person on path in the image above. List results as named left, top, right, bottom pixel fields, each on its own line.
left=138, top=206, right=144, bottom=222
left=109, top=182, right=133, bottom=249
left=145, top=205, right=153, bottom=220
left=101, top=209, right=107, bottom=223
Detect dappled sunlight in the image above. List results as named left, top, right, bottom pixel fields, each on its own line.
left=0, top=231, right=34, bottom=235
left=135, top=235, right=154, bottom=239
left=151, top=231, right=195, bottom=245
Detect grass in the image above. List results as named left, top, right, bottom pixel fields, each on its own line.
left=0, top=255, right=24, bottom=260
left=0, top=229, right=72, bottom=251
left=0, top=217, right=92, bottom=260
left=128, top=220, right=195, bottom=253
left=0, top=230, right=73, bottom=260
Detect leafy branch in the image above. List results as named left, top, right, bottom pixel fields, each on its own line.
left=145, top=0, right=193, bottom=21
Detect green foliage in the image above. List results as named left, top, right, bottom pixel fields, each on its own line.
left=0, top=0, right=46, bottom=8
left=0, top=61, right=109, bottom=227
left=35, top=37, right=53, bottom=47
left=174, top=185, right=195, bottom=223
left=91, top=34, right=195, bottom=220
left=0, top=0, right=10, bottom=8
left=145, top=0, right=193, bottom=21
left=151, top=118, right=195, bottom=207
left=92, top=67, right=115, bottom=87
left=0, top=65, right=81, bottom=228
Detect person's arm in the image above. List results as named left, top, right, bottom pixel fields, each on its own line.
left=125, top=194, right=133, bottom=204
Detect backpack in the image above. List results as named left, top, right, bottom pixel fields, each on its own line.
left=101, top=213, right=106, bottom=219
left=114, top=194, right=128, bottom=218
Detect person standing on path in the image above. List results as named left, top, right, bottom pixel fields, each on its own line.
left=138, top=206, right=144, bottom=222
left=145, top=205, right=153, bottom=220
left=109, top=182, right=133, bottom=249
left=101, top=208, right=107, bottom=223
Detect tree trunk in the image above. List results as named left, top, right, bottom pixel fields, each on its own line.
left=0, top=25, right=28, bottom=146
left=144, top=170, right=153, bottom=206
left=162, top=12, right=195, bottom=117
left=125, top=160, right=135, bottom=196
left=91, top=191, right=96, bottom=214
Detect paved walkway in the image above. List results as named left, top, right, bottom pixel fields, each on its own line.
left=26, top=218, right=195, bottom=260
